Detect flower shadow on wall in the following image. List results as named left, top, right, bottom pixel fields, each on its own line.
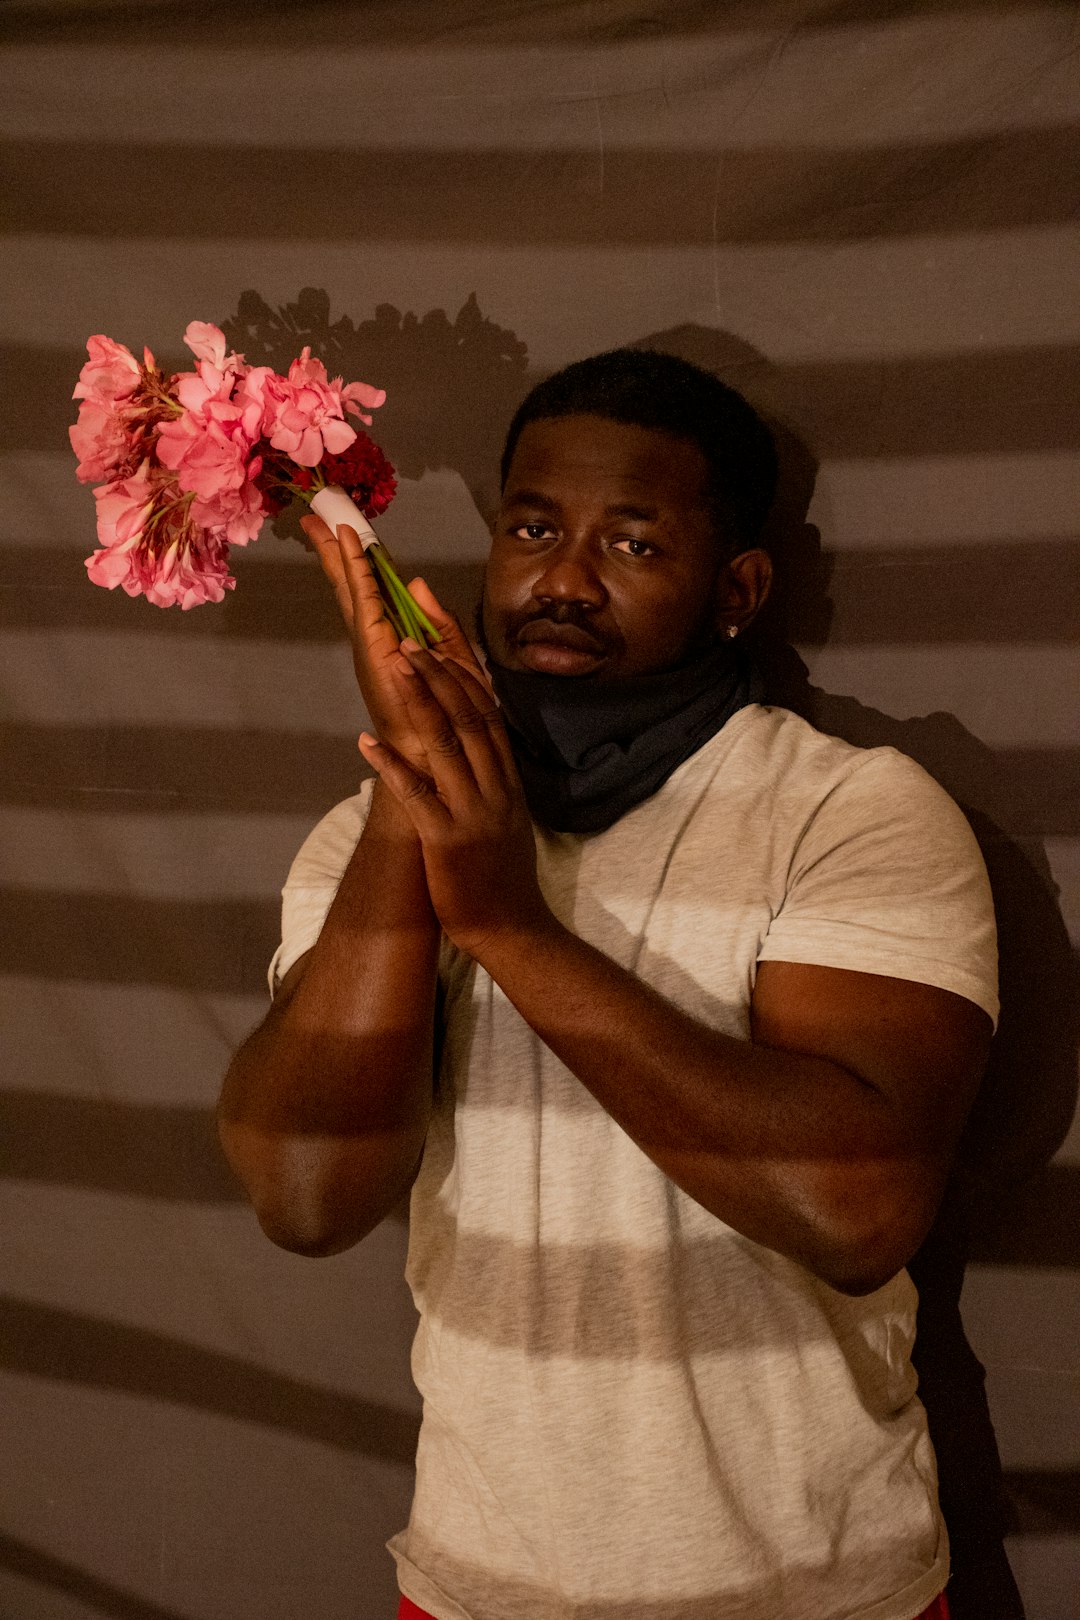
left=220, top=287, right=529, bottom=533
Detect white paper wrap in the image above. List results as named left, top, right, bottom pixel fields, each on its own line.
left=309, top=485, right=378, bottom=549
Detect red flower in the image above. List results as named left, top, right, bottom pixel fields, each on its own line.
left=319, top=431, right=397, bottom=519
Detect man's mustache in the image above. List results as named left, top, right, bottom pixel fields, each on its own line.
left=474, top=600, right=624, bottom=661
left=508, top=605, right=620, bottom=653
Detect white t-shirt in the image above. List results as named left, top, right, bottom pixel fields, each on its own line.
left=271, top=704, right=998, bottom=1620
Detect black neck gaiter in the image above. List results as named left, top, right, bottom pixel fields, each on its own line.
left=488, top=638, right=762, bottom=834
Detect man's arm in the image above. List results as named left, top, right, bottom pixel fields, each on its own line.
left=217, top=781, right=441, bottom=1255
left=358, top=643, right=992, bottom=1295
left=218, top=522, right=487, bottom=1255
left=468, top=930, right=990, bottom=1294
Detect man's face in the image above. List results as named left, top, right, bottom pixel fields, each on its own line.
left=482, top=414, right=748, bottom=680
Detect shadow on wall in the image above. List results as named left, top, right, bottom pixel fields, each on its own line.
left=638, top=320, right=1078, bottom=1620
left=221, top=287, right=528, bottom=526
left=635, top=320, right=1080, bottom=1231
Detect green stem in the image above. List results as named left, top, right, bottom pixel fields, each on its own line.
left=369, top=541, right=441, bottom=646
left=293, top=484, right=440, bottom=647
left=370, top=547, right=419, bottom=640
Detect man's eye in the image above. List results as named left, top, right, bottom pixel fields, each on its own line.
left=612, top=537, right=655, bottom=557
left=515, top=523, right=552, bottom=540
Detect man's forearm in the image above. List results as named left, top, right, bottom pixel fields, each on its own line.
left=218, top=783, right=441, bottom=1254
left=473, top=917, right=928, bottom=1293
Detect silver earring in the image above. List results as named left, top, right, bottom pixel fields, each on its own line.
left=726, top=624, right=739, bottom=639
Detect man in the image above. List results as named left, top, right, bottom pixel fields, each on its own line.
left=218, top=351, right=997, bottom=1620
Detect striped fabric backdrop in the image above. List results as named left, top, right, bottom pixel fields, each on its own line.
left=1, top=2, right=1077, bottom=1616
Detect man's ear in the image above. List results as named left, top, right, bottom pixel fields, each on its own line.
left=714, top=548, right=773, bottom=636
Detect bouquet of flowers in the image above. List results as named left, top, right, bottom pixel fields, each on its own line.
left=69, top=321, right=439, bottom=644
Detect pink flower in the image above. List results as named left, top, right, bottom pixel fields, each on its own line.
left=190, top=464, right=267, bottom=546
left=175, top=320, right=254, bottom=423
left=175, top=365, right=233, bottom=416
left=155, top=405, right=269, bottom=545
left=69, top=396, right=131, bottom=484
left=93, top=467, right=156, bottom=550
left=182, top=322, right=230, bottom=369
left=87, top=526, right=235, bottom=609
left=86, top=462, right=237, bottom=609
left=288, top=350, right=384, bottom=422
left=157, top=410, right=250, bottom=501
left=73, top=335, right=142, bottom=405
left=341, top=378, right=386, bottom=424
left=86, top=542, right=140, bottom=593
left=263, top=348, right=363, bottom=466
left=76, top=322, right=392, bottom=611
left=143, top=531, right=235, bottom=609
left=232, top=365, right=274, bottom=436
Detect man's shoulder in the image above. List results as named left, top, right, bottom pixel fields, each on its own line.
left=698, top=703, right=969, bottom=845
left=720, top=702, right=918, bottom=791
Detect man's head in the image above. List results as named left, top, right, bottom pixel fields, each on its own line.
left=481, top=349, right=776, bottom=679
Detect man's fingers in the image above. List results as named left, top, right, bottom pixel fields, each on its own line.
left=310, top=520, right=401, bottom=655
left=397, top=643, right=515, bottom=795
left=303, top=514, right=356, bottom=629
left=306, top=519, right=381, bottom=634
left=418, top=647, right=519, bottom=779
left=329, top=525, right=389, bottom=631
left=299, top=512, right=333, bottom=547
left=407, top=578, right=494, bottom=693
left=357, top=733, right=448, bottom=828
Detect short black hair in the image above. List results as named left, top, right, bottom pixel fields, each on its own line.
left=499, top=348, right=777, bottom=551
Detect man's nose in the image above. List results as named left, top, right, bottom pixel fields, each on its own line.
left=532, top=537, right=607, bottom=610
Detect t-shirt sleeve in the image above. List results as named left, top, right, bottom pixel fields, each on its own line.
left=267, top=780, right=376, bottom=995
left=757, top=748, right=999, bottom=1025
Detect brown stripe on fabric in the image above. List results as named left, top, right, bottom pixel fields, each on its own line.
left=0, top=1085, right=410, bottom=1218
left=1005, top=1468, right=1080, bottom=1535
left=0, top=0, right=1054, bottom=48
left=0, top=1295, right=421, bottom=1464
left=968, top=1163, right=1080, bottom=1268
left=1, top=1072, right=1077, bottom=1260
left=0, top=888, right=279, bottom=995
left=3, top=540, right=1077, bottom=645
left=812, top=540, right=1080, bottom=646
left=0, top=721, right=371, bottom=814
left=4, top=128, right=1075, bottom=243
left=0, top=1092, right=244, bottom=1201
left=0, top=1530, right=195, bottom=1620
left=408, top=1198, right=868, bottom=1359
left=409, top=1159, right=1080, bottom=1350
left=3, top=722, right=1077, bottom=834
left=15, top=341, right=1080, bottom=458
left=0, top=547, right=486, bottom=643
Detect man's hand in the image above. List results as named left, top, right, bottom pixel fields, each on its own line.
left=300, top=513, right=490, bottom=773
left=356, top=642, right=552, bottom=957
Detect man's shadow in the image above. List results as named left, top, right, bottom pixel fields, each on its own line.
left=638, top=322, right=1078, bottom=1620
left=221, top=293, right=1077, bottom=1619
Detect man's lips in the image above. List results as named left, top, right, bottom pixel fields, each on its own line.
left=513, top=618, right=609, bottom=673
left=516, top=619, right=606, bottom=654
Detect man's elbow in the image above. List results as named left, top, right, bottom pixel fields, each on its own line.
left=217, top=1117, right=421, bottom=1257
left=821, top=1253, right=906, bottom=1298
left=252, top=1201, right=373, bottom=1258
left=813, top=1176, right=940, bottom=1296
